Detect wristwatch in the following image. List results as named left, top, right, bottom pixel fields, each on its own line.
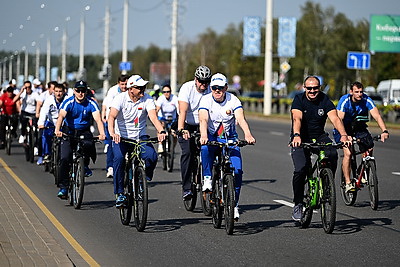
left=159, top=130, right=166, bottom=134
left=382, top=130, right=389, bottom=134
left=293, top=133, right=300, bottom=137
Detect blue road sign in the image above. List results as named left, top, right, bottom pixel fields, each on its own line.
left=119, top=61, right=132, bottom=71
left=346, top=51, right=371, bottom=70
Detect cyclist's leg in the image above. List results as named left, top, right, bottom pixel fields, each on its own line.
left=42, top=127, right=53, bottom=156
left=229, top=146, right=243, bottom=206
left=178, top=135, right=192, bottom=192
left=81, top=131, right=96, bottom=166
left=140, top=141, right=157, bottom=181
left=200, top=141, right=216, bottom=191
left=112, top=142, right=128, bottom=195
left=291, top=146, right=309, bottom=204
left=19, top=112, right=28, bottom=137
left=58, top=138, right=73, bottom=189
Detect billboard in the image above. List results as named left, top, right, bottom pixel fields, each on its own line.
left=370, top=15, right=400, bottom=53
left=243, top=16, right=261, bottom=57
left=278, top=17, right=297, bottom=57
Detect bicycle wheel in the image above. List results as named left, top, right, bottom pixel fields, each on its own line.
left=212, top=166, right=223, bottom=229
left=183, top=158, right=198, bottom=211
left=365, top=160, right=379, bottom=210
left=223, top=174, right=235, bottom=235
left=5, top=128, right=11, bottom=155
left=167, top=133, right=174, bottom=172
left=339, top=170, right=357, bottom=206
left=133, top=166, right=148, bottom=232
left=319, top=168, right=336, bottom=234
left=73, top=157, right=85, bottom=209
left=162, top=140, right=167, bottom=171
left=120, top=165, right=133, bottom=225
left=53, top=144, right=60, bottom=186
left=67, top=169, right=74, bottom=206
left=200, top=160, right=212, bottom=216
left=300, top=180, right=313, bottom=229
left=28, top=130, right=34, bottom=163
left=24, top=134, right=30, bottom=162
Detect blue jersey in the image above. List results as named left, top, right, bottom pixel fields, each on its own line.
left=336, top=93, right=375, bottom=127
left=60, top=96, right=99, bottom=130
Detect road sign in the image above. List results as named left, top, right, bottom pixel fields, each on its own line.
left=280, top=61, right=291, bottom=73
left=346, top=51, right=371, bottom=70
left=119, top=61, right=132, bottom=71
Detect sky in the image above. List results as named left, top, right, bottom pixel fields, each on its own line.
left=0, top=0, right=398, bottom=57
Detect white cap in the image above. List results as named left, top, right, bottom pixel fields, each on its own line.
left=11, top=79, right=17, bottom=85
left=210, top=73, right=228, bottom=87
left=33, top=78, right=41, bottom=85
left=127, top=75, right=149, bottom=88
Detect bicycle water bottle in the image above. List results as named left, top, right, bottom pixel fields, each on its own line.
left=309, top=176, right=319, bottom=208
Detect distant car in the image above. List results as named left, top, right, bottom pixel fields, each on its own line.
left=241, top=91, right=264, bottom=98
left=366, top=93, right=384, bottom=106
left=287, top=90, right=304, bottom=99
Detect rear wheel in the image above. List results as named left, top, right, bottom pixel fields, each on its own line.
left=167, top=133, right=175, bottom=172
left=366, top=161, right=379, bottom=210
left=183, top=158, right=199, bottom=212
left=5, top=128, right=11, bottom=155
left=223, top=174, right=235, bottom=235
left=73, top=157, right=85, bottom=209
left=133, top=166, right=148, bottom=232
left=300, top=179, right=313, bottom=229
left=212, top=166, right=223, bottom=229
left=120, top=165, right=133, bottom=225
left=28, top=130, right=34, bottom=163
left=320, top=168, right=336, bottom=234
left=340, top=170, right=357, bottom=206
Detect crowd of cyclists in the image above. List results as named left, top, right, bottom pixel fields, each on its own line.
left=0, top=66, right=389, bottom=229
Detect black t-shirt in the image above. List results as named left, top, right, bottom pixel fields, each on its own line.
left=291, top=92, right=335, bottom=141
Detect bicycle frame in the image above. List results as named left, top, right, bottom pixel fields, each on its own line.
left=349, top=138, right=376, bottom=189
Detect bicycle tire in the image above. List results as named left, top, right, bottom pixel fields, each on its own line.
left=162, top=140, right=167, bottom=171
left=212, top=166, right=223, bottom=229
left=200, top=159, right=212, bottom=216
left=24, top=137, right=30, bottom=161
left=339, top=170, right=357, bottom=206
left=301, top=179, right=313, bottom=229
left=366, top=160, right=379, bottom=210
left=183, top=157, right=199, bottom=211
left=167, top=133, right=174, bottom=172
left=133, top=166, right=148, bottom=232
left=67, top=169, right=74, bottom=206
left=5, top=129, right=11, bottom=155
left=319, top=168, right=336, bottom=234
left=73, top=157, right=85, bottom=209
left=224, top=174, right=235, bottom=235
left=53, top=146, right=60, bottom=186
left=120, top=165, right=133, bottom=225
left=28, top=130, right=34, bottom=163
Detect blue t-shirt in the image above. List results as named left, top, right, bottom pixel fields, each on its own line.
left=60, top=96, right=99, bottom=130
left=336, top=93, right=375, bottom=127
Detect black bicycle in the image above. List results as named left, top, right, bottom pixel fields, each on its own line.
left=340, top=135, right=381, bottom=210
left=2, top=114, right=17, bottom=156
left=160, top=116, right=176, bottom=172
left=119, top=136, right=159, bottom=232
left=42, top=126, right=56, bottom=172
left=207, top=139, right=251, bottom=235
left=50, top=135, right=61, bottom=185
left=299, top=141, right=342, bottom=234
left=23, top=114, right=37, bottom=163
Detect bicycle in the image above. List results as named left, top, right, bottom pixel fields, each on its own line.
left=299, top=141, right=342, bottom=234
left=62, top=134, right=100, bottom=209
left=118, top=136, right=159, bottom=232
left=42, top=126, right=56, bottom=172
left=340, top=135, right=381, bottom=210
left=160, top=116, right=176, bottom=172
left=50, top=135, right=61, bottom=185
left=207, top=139, right=251, bottom=235
left=22, top=114, right=37, bottom=163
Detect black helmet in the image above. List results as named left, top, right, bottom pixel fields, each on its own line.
left=194, top=65, right=212, bottom=82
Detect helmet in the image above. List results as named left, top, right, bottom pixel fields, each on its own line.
left=194, top=65, right=212, bottom=82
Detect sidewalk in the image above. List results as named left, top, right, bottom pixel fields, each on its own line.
left=0, top=169, right=73, bottom=266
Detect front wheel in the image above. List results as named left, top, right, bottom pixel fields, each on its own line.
left=167, top=133, right=175, bottom=172
left=223, top=174, right=235, bottom=235
left=133, top=166, right=148, bottom=232
left=183, top=158, right=199, bottom=212
left=212, top=167, right=223, bottom=229
left=5, top=128, right=11, bottom=155
left=320, top=168, right=336, bottom=234
left=301, top=179, right=313, bottom=229
left=366, top=161, right=379, bottom=210
left=340, top=170, right=357, bottom=206
left=120, top=166, right=133, bottom=225
left=28, top=130, right=34, bottom=163
left=73, top=157, right=85, bottom=209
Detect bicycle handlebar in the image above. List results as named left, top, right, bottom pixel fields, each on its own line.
left=120, top=136, right=159, bottom=144
left=300, top=142, right=343, bottom=149
left=206, top=140, right=253, bottom=147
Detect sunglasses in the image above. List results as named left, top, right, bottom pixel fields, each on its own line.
left=162, top=90, right=171, bottom=93
left=211, top=85, right=225, bottom=91
left=197, top=79, right=210, bottom=85
left=75, top=88, right=87, bottom=93
left=130, top=86, right=146, bottom=91
left=305, top=86, right=320, bottom=91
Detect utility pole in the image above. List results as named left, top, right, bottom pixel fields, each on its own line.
left=46, top=38, right=51, bottom=84
left=263, top=0, right=273, bottom=116
left=16, top=52, right=21, bottom=81
left=35, top=47, right=40, bottom=79
left=78, top=15, right=86, bottom=80
left=121, top=0, right=128, bottom=75
left=103, top=5, right=111, bottom=97
left=170, top=0, right=178, bottom=94
left=61, top=28, right=67, bottom=82
left=24, top=48, right=28, bottom=80
left=9, top=56, right=13, bottom=81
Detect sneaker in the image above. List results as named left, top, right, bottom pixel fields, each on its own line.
left=18, top=135, right=25, bottom=144
left=103, top=144, right=109, bottom=154
left=157, top=143, right=164, bottom=153
left=57, top=188, right=67, bottom=199
left=84, top=166, right=93, bottom=177
left=146, top=176, right=152, bottom=181
left=182, top=190, right=193, bottom=200
left=36, top=157, right=43, bottom=165
left=34, top=147, right=38, bottom=156
left=345, top=183, right=356, bottom=193
left=116, top=194, right=127, bottom=208
left=106, top=167, right=113, bottom=178
left=234, top=207, right=240, bottom=221
left=292, top=203, right=303, bottom=222
left=202, top=176, right=212, bottom=192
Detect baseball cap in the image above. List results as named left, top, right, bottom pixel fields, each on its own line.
left=74, top=80, right=88, bottom=89
left=210, top=73, right=228, bottom=87
left=33, top=78, right=41, bottom=85
left=127, top=75, right=149, bottom=88
left=10, top=79, right=17, bottom=85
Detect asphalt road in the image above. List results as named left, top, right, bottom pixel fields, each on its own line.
left=3, top=118, right=400, bottom=266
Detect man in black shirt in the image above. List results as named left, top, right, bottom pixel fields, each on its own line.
left=290, top=76, right=351, bottom=221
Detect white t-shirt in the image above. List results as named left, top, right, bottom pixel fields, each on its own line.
left=20, top=91, right=40, bottom=114
left=103, top=84, right=122, bottom=119
left=110, top=91, right=156, bottom=139
left=199, top=92, right=242, bottom=137
left=38, top=96, right=62, bottom=126
left=177, top=80, right=210, bottom=125
left=156, top=94, right=178, bottom=119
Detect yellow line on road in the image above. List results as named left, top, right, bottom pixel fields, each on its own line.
left=0, top=158, right=100, bottom=267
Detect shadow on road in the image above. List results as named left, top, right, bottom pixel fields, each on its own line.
left=334, top=217, right=393, bottom=234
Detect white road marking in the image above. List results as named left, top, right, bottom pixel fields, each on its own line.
left=270, top=131, right=285, bottom=136
left=392, top=172, right=400, bottom=176
left=274, top=199, right=318, bottom=213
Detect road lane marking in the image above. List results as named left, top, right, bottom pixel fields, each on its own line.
left=270, top=131, right=285, bottom=136
left=0, top=158, right=100, bottom=267
left=392, top=172, right=400, bottom=176
left=274, top=199, right=318, bottom=213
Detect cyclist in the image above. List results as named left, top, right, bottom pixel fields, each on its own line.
left=0, top=86, right=20, bottom=149
left=101, top=74, right=129, bottom=178
left=108, top=74, right=166, bottom=207
left=54, top=80, right=106, bottom=199
left=333, top=81, right=389, bottom=193
left=198, top=73, right=256, bottom=220
left=177, top=65, right=212, bottom=200
left=290, top=75, right=351, bottom=221
left=155, top=84, right=178, bottom=153
left=38, top=83, right=67, bottom=163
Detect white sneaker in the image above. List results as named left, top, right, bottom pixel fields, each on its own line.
left=103, top=144, right=109, bottom=154
left=345, top=183, right=356, bottom=193
left=106, top=167, right=113, bottom=178
left=34, top=147, right=38, bottom=156
left=234, top=207, right=240, bottom=221
left=18, top=135, right=25, bottom=144
left=202, top=176, right=212, bottom=192
left=157, top=144, right=164, bottom=153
